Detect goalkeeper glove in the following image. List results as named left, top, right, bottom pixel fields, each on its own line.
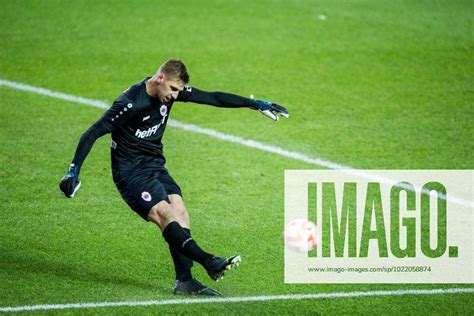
left=252, top=99, right=289, bottom=121
left=59, top=163, right=81, bottom=198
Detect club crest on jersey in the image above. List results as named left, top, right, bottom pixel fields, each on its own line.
left=141, top=191, right=152, bottom=202
left=160, top=105, right=168, bottom=116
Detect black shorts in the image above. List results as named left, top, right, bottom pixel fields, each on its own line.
left=112, top=167, right=182, bottom=220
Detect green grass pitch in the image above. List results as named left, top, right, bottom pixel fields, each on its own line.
left=1, top=0, right=473, bottom=314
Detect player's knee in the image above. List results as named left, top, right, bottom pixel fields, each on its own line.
left=168, top=195, right=188, bottom=220
left=147, top=201, right=173, bottom=226
left=172, top=204, right=188, bottom=219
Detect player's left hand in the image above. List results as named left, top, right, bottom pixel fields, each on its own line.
left=253, top=100, right=289, bottom=121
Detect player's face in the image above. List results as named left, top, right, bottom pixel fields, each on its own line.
left=157, top=74, right=185, bottom=103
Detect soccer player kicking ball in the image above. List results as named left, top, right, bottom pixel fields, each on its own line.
left=60, top=59, right=289, bottom=295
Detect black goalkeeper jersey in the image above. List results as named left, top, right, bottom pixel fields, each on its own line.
left=71, top=77, right=256, bottom=173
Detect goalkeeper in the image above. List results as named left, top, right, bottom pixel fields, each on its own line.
left=59, top=59, right=289, bottom=296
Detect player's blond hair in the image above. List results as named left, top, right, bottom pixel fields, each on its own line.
left=158, top=59, right=189, bottom=84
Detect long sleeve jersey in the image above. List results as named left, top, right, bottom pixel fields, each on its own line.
left=71, top=77, right=256, bottom=172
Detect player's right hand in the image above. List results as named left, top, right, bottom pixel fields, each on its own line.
left=59, top=164, right=81, bottom=198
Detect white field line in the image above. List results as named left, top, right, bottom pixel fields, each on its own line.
left=0, top=79, right=109, bottom=110
left=0, top=288, right=473, bottom=312
left=1, top=79, right=473, bottom=208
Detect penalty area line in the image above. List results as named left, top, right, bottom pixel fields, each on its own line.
left=0, top=288, right=473, bottom=312
left=1, top=78, right=473, bottom=209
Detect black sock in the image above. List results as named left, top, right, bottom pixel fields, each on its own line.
left=162, top=221, right=213, bottom=267
left=169, top=228, right=193, bottom=282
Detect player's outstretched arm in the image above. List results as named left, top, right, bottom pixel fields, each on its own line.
left=59, top=96, right=134, bottom=198
left=177, top=87, right=289, bottom=121
left=59, top=126, right=102, bottom=198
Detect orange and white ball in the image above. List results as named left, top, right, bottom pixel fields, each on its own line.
left=284, top=219, right=318, bottom=252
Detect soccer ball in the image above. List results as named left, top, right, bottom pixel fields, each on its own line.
left=284, top=219, right=318, bottom=253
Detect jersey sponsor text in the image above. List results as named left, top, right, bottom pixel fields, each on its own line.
left=135, top=124, right=161, bottom=139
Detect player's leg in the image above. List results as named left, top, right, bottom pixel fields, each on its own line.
left=166, top=194, right=193, bottom=282
left=168, top=197, right=229, bottom=295
left=148, top=199, right=241, bottom=283
left=168, top=194, right=239, bottom=284
left=148, top=202, right=213, bottom=265
left=146, top=199, right=202, bottom=284
left=157, top=174, right=195, bottom=285
left=155, top=173, right=217, bottom=294
left=144, top=184, right=215, bottom=269
left=158, top=169, right=242, bottom=282
left=156, top=173, right=192, bottom=276
left=147, top=200, right=223, bottom=295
